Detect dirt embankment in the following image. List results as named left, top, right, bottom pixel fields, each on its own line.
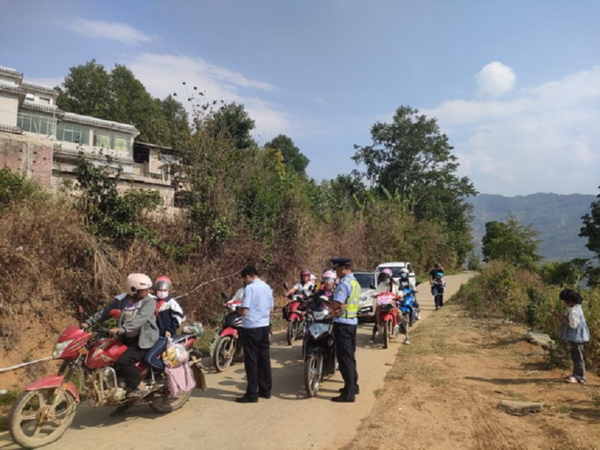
left=342, top=302, right=600, bottom=450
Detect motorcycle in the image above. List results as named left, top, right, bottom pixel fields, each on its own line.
left=302, top=295, right=336, bottom=397
left=373, top=292, right=400, bottom=349
left=8, top=309, right=205, bottom=449
left=398, top=286, right=418, bottom=327
left=210, top=294, right=244, bottom=372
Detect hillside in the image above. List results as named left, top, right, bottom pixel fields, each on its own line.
left=468, top=193, right=596, bottom=261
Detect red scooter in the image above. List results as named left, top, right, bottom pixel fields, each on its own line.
left=374, top=292, right=400, bottom=349
left=8, top=310, right=205, bottom=449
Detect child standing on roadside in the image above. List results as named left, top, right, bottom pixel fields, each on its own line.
left=553, top=289, right=590, bottom=384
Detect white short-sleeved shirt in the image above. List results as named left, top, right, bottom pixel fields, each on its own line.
left=241, top=278, right=274, bottom=328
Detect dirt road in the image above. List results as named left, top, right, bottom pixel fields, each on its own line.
left=0, top=273, right=473, bottom=450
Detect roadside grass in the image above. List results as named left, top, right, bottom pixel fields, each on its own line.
left=0, top=391, right=18, bottom=432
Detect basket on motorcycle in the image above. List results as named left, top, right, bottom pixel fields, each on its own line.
left=189, top=354, right=207, bottom=391
left=379, top=303, right=396, bottom=312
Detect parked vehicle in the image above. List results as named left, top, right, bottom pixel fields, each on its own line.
left=302, top=295, right=336, bottom=397
left=9, top=313, right=204, bottom=449
left=374, top=262, right=417, bottom=288
left=353, top=271, right=377, bottom=320
left=373, top=292, right=400, bottom=349
left=210, top=294, right=244, bottom=372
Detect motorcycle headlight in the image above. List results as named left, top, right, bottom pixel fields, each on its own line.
left=53, top=339, right=74, bottom=359
left=312, top=310, right=328, bottom=321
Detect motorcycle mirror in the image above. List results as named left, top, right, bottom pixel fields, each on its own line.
left=220, top=292, right=228, bottom=300
left=369, top=284, right=375, bottom=289
left=283, top=282, right=289, bottom=290
left=108, top=309, right=122, bottom=319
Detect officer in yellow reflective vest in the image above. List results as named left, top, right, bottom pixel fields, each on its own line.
left=330, top=257, right=360, bottom=403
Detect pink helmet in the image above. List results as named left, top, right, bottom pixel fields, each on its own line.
left=322, top=270, right=336, bottom=282
left=126, top=273, right=153, bottom=295
left=300, top=269, right=311, bottom=277
left=381, top=268, right=393, bottom=276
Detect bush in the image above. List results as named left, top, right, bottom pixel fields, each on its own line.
left=0, top=168, right=46, bottom=206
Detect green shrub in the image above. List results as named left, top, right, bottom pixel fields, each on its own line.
left=0, top=168, right=46, bottom=206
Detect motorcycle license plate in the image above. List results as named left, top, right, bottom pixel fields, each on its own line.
left=308, top=323, right=329, bottom=339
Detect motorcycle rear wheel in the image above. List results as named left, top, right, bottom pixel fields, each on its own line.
left=213, top=336, right=235, bottom=372
left=304, top=352, right=323, bottom=397
left=9, top=388, right=77, bottom=449
left=149, top=388, right=191, bottom=414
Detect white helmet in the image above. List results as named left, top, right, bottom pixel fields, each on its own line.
left=399, top=268, right=409, bottom=279
left=126, top=273, right=153, bottom=295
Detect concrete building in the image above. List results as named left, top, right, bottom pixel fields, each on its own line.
left=0, top=65, right=177, bottom=209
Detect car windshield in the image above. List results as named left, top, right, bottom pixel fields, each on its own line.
left=378, top=266, right=404, bottom=278
left=353, top=273, right=374, bottom=289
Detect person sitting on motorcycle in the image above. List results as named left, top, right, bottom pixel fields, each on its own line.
left=286, top=269, right=315, bottom=298
left=398, top=267, right=420, bottom=321
left=370, top=269, right=399, bottom=343
left=81, top=273, right=159, bottom=415
left=284, top=270, right=315, bottom=319
left=144, top=276, right=186, bottom=372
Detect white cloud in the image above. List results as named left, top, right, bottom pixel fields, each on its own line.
left=475, top=61, right=517, bottom=98
left=127, top=53, right=291, bottom=140
left=62, top=19, right=153, bottom=46
left=426, top=66, right=600, bottom=195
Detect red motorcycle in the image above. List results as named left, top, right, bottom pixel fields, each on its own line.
left=8, top=310, right=205, bottom=449
left=210, top=296, right=244, bottom=372
left=374, top=292, right=400, bottom=349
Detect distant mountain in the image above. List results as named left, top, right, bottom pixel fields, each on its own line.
left=467, top=193, right=597, bottom=262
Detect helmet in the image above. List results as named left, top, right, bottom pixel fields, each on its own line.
left=322, top=270, right=336, bottom=282
left=310, top=274, right=317, bottom=283
left=435, top=272, right=443, bottom=278
left=126, top=273, right=153, bottom=295
left=154, top=275, right=172, bottom=291
left=300, top=270, right=311, bottom=277
left=378, top=271, right=391, bottom=284
left=381, top=268, right=393, bottom=276
left=399, top=268, right=409, bottom=279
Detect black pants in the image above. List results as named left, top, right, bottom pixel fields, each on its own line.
left=333, top=323, right=358, bottom=399
left=241, top=326, right=272, bottom=398
left=117, top=340, right=147, bottom=390
left=434, top=294, right=444, bottom=308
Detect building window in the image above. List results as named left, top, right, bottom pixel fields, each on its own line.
left=93, top=130, right=111, bottom=148
left=55, top=122, right=90, bottom=145
left=17, top=112, right=56, bottom=136
left=91, top=128, right=132, bottom=152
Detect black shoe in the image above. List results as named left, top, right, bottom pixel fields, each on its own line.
left=235, top=396, right=258, bottom=403
left=258, top=392, right=272, bottom=399
left=110, top=404, right=131, bottom=417
left=331, top=395, right=355, bottom=403
left=338, top=385, right=360, bottom=395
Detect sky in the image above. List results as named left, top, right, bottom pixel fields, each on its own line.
left=1, top=0, right=599, bottom=196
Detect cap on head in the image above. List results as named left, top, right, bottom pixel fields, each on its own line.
left=322, top=269, right=336, bottom=281
left=330, top=257, right=352, bottom=269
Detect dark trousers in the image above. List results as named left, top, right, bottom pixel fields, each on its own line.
left=117, top=340, right=147, bottom=390
left=333, top=323, right=358, bottom=399
left=241, top=326, right=272, bottom=398
left=434, top=294, right=444, bottom=308
left=569, top=341, right=586, bottom=382
left=144, top=336, right=167, bottom=371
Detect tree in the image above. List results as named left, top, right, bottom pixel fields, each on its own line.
left=56, top=60, right=112, bottom=118
left=482, top=216, right=542, bottom=270
left=264, top=135, right=309, bottom=176
left=158, top=95, right=190, bottom=147
left=205, top=103, right=256, bottom=150
left=352, top=106, right=477, bottom=217
left=579, top=191, right=600, bottom=259
left=353, top=105, right=477, bottom=263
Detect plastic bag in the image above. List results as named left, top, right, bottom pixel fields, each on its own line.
left=162, top=338, right=189, bottom=368
left=165, top=363, right=196, bottom=396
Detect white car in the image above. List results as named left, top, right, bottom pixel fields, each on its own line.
left=352, top=271, right=377, bottom=320
left=374, top=262, right=417, bottom=288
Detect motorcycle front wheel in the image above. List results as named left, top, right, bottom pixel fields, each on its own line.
left=149, top=388, right=191, bottom=414
left=304, top=352, right=324, bottom=397
left=9, top=388, right=77, bottom=449
left=213, top=336, right=235, bottom=372
left=383, top=320, right=390, bottom=349
left=286, top=320, right=300, bottom=346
